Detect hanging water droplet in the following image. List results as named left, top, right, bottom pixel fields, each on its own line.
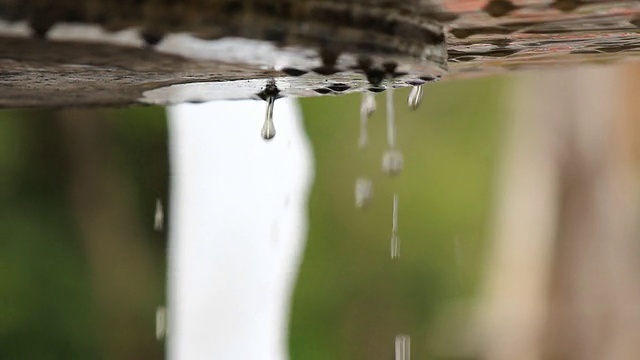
left=355, top=177, right=373, bottom=208
left=382, top=149, right=404, bottom=175
left=156, top=306, right=168, bottom=340
left=408, top=85, right=423, bottom=110
left=391, top=193, right=400, bottom=258
left=359, top=93, right=376, bottom=148
left=395, top=334, right=410, bottom=360
left=261, top=95, right=276, bottom=140
left=154, top=198, right=164, bottom=231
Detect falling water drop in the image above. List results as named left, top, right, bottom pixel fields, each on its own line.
left=407, top=85, right=423, bottom=110
left=261, top=95, right=276, bottom=140
left=355, top=177, right=373, bottom=208
left=391, top=193, right=400, bottom=258
left=395, top=334, right=411, bottom=360
left=156, top=306, right=168, bottom=340
left=359, top=93, right=376, bottom=147
left=154, top=198, right=164, bottom=231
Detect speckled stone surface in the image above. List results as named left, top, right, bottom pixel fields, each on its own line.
left=0, top=0, right=638, bottom=107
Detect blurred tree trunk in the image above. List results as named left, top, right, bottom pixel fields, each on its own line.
left=58, top=109, right=164, bottom=360
left=480, top=64, right=640, bottom=360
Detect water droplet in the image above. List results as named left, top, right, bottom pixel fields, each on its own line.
left=261, top=95, right=276, bottom=140
left=359, top=93, right=376, bottom=147
left=156, top=306, right=168, bottom=340
left=382, top=149, right=404, bottom=175
left=391, top=194, right=400, bottom=258
left=407, top=85, right=423, bottom=110
left=395, top=334, right=410, bottom=360
left=355, top=177, right=373, bottom=208
left=154, top=198, right=164, bottom=231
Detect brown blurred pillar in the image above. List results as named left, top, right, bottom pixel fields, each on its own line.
left=480, top=64, right=640, bottom=360
left=58, top=110, right=163, bottom=360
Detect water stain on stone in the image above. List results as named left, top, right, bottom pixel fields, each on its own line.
left=327, top=83, right=350, bottom=92
left=281, top=67, right=308, bottom=77
left=483, top=0, right=518, bottom=18
left=313, top=87, right=333, bottom=94
left=552, top=0, right=585, bottom=12
left=366, top=69, right=386, bottom=85
left=368, top=87, right=386, bottom=93
left=141, top=30, right=165, bottom=47
left=312, top=66, right=341, bottom=75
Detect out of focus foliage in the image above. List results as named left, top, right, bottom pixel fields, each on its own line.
left=0, top=108, right=169, bottom=360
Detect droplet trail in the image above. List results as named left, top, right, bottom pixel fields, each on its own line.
left=359, top=93, right=376, bottom=147
left=408, top=85, right=423, bottom=110
left=262, top=95, right=276, bottom=140
left=391, top=193, right=400, bottom=258
left=395, top=334, right=410, bottom=360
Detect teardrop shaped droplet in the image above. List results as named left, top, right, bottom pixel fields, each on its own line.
left=391, top=194, right=400, bottom=258
left=394, top=334, right=410, bottom=360
left=407, top=85, right=423, bottom=110
left=359, top=93, right=376, bottom=148
left=382, top=149, right=404, bottom=176
left=261, top=95, right=276, bottom=140
left=355, top=177, right=373, bottom=208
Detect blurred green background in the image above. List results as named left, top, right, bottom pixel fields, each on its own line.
left=0, top=75, right=506, bottom=359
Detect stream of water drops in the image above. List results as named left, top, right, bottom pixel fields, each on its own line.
left=253, top=80, right=419, bottom=355
left=359, top=92, right=376, bottom=148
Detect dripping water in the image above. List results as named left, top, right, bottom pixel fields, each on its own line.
left=154, top=198, right=164, bottom=231
left=359, top=92, right=376, bottom=148
left=257, top=79, right=279, bottom=140
left=391, top=193, right=400, bottom=258
left=395, top=334, right=410, bottom=360
left=261, top=94, right=276, bottom=140
left=355, top=177, right=373, bottom=208
left=407, top=85, right=423, bottom=111
left=382, top=89, right=403, bottom=175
